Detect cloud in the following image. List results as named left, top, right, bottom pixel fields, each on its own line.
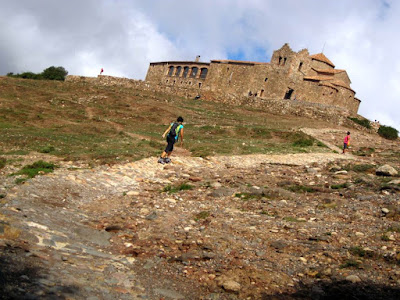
left=0, top=0, right=399, bottom=130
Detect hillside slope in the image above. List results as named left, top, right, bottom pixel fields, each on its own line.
left=1, top=77, right=400, bottom=299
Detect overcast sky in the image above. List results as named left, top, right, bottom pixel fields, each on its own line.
left=1, top=0, right=398, bottom=130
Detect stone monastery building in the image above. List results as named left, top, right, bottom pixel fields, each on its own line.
left=145, top=43, right=361, bottom=114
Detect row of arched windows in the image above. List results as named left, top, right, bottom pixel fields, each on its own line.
left=167, top=66, right=208, bottom=79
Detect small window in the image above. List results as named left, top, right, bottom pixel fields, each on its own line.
left=183, top=67, right=189, bottom=78
left=284, top=88, right=294, bottom=100
left=168, top=66, right=174, bottom=76
left=199, top=83, right=202, bottom=88
left=298, top=62, right=303, bottom=71
left=264, top=77, right=268, bottom=82
left=260, top=89, right=264, bottom=97
left=278, top=56, right=282, bottom=65
left=175, top=66, right=182, bottom=77
left=200, top=68, right=208, bottom=79
left=283, top=57, right=287, bottom=66
left=190, top=67, right=198, bottom=78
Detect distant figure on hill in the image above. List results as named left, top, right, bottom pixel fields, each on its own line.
left=100, top=68, right=104, bottom=75
left=343, top=131, right=350, bottom=154
left=158, top=116, right=184, bottom=164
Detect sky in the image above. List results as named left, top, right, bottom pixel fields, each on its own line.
left=0, top=0, right=399, bottom=130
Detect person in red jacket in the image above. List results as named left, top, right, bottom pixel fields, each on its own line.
left=343, top=131, right=350, bottom=154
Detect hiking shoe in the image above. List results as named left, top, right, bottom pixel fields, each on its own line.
left=158, top=158, right=165, bottom=164
left=164, top=158, right=171, bottom=164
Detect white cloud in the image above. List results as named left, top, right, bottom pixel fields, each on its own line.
left=0, top=0, right=399, bottom=130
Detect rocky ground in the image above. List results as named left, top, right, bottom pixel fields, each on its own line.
left=1, top=127, right=400, bottom=299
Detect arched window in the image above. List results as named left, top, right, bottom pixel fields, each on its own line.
left=190, top=67, right=198, bottom=78
left=200, top=68, right=208, bottom=79
left=182, top=67, right=189, bottom=78
left=168, top=66, right=174, bottom=76
left=175, top=66, right=182, bottom=77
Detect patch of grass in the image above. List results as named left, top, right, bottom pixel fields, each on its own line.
left=352, top=164, right=375, bottom=172
left=0, top=157, right=6, bottom=169
left=330, top=183, right=348, bottom=189
left=320, top=202, right=337, bottom=209
left=353, top=148, right=375, bottom=157
left=387, top=226, right=400, bottom=233
left=340, top=259, right=361, bottom=269
left=348, top=117, right=371, bottom=129
left=11, top=160, right=56, bottom=179
left=39, top=145, right=56, bottom=153
left=163, top=183, right=193, bottom=193
left=286, top=185, right=317, bottom=193
left=234, top=192, right=262, bottom=201
left=316, top=141, right=327, bottom=148
left=349, top=246, right=370, bottom=258
left=194, top=211, right=210, bottom=221
left=283, top=216, right=306, bottom=222
left=292, top=138, right=314, bottom=147
left=381, top=234, right=390, bottom=241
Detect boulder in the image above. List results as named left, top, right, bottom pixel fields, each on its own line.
left=376, top=165, right=398, bottom=176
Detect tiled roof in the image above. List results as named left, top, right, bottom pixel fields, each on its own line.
left=310, top=53, right=335, bottom=68
left=330, top=80, right=354, bottom=92
left=312, top=68, right=345, bottom=74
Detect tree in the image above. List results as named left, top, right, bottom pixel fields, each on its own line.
left=41, top=66, right=68, bottom=81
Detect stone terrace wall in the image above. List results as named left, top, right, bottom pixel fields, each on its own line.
left=65, top=75, right=358, bottom=127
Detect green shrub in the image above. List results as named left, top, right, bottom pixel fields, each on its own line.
left=163, top=183, right=193, bottom=193
left=340, top=259, right=361, bottom=269
left=12, top=160, right=56, bottom=178
left=194, top=211, right=210, bottom=221
left=378, top=125, right=398, bottom=140
left=287, top=185, right=317, bottom=193
left=6, top=66, right=68, bottom=81
left=39, top=145, right=56, bottom=153
left=0, top=157, right=6, bottom=169
left=352, top=164, right=375, bottom=172
left=41, top=66, right=68, bottom=81
left=331, top=183, right=348, bottom=189
left=293, top=138, right=313, bottom=147
left=348, top=117, right=371, bottom=129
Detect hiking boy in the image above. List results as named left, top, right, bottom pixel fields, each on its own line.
left=158, top=116, right=184, bottom=164
left=343, top=131, right=350, bottom=154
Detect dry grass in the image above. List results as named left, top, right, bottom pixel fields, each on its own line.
left=0, top=76, right=333, bottom=164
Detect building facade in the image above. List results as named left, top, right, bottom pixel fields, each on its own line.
left=145, top=43, right=361, bottom=114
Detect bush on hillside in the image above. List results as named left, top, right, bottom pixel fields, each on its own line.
left=6, top=66, right=68, bottom=81
left=41, top=66, right=68, bottom=81
left=378, top=125, right=398, bottom=140
left=348, top=117, right=371, bottom=129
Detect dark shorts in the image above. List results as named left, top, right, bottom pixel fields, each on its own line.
left=165, top=135, right=176, bottom=152
left=343, top=143, right=348, bottom=149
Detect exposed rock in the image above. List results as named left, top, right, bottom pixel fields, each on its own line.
left=219, top=279, right=241, bottom=293
left=376, top=165, right=398, bottom=176
left=346, top=275, right=362, bottom=283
